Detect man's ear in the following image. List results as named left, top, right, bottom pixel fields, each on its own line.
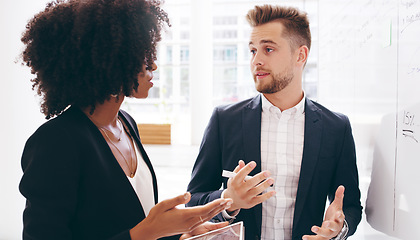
left=297, top=45, right=309, bottom=65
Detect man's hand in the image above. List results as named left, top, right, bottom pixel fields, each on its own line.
left=223, top=160, right=275, bottom=212
left=302, top=185, right=346, bottom=240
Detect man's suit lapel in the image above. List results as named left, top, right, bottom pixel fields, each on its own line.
left=242, top=95, right=262, bottom=170
left=242, top=95, right=263, bottom=237
left=293, top=99, right=323, bottom=233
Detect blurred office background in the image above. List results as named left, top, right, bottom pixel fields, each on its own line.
left=2, top=0, right=418, bottom=239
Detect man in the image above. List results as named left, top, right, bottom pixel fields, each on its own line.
left=186, top=4, right=362, bottom=240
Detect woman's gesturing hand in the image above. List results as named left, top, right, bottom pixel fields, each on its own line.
left=130, top=192, right=233, bottom=240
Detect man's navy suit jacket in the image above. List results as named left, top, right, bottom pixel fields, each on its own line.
left=187, top=95, right=362, bottom=240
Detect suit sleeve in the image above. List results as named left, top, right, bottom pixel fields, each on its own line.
left=187, top=108, right=225, bottom=221
left=331, top=116, right=362, bottom=236
left=19, top=127, right=82, bottom=240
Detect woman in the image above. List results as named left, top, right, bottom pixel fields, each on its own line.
left=18, top=0, right=232, bottom=239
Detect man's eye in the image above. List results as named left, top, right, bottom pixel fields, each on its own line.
left=250, top=49, right=256, bottom=55
left=266, top=48, right=273, bottom=53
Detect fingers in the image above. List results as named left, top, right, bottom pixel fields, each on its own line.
left=198, top=198, right=233, bottom=222
left=233, top=160, right=246, bottom=173
left=247, top=174, right=274, bottom=195
left=231, top=161, right=256, bottom=184
left=181, top=198, right=232, bottom=225
left=305, top=212, right=345, bottom=239
left=187, top=199, right=232, bottom=231
left=246, top=190, right=276, bottom=208
left=237, top=166, right=274, bottom=203
left=156, top=192, right=190, bottom=212
left=308, top=222, right=338, bottom=239
left=234, top=161, right=272, bottom=189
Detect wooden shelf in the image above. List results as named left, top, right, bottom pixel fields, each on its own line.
left=137, top=124, right=171, bottom=144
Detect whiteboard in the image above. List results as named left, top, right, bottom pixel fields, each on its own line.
left=318, top=0, right=420, bottom=239
left=394, top=1, right=420, bottom=238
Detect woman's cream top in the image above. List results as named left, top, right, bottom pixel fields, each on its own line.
left=127, top=137, right=155, bottom=216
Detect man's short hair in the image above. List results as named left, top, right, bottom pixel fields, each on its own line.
left=246, top=4, right=311, bottom=51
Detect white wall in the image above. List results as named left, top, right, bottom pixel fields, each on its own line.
left=0, top=1, right=48, bottom=239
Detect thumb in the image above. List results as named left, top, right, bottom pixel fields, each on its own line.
left=333, top=185, right=345, bottom=210
left=156, top=192, right=191, bottom=212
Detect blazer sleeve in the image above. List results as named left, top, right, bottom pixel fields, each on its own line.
left=19, top=126, right=82, bottom=240
left=331, top=115, right=362, bottom=236
left=187, top=108, right=225, bottom=221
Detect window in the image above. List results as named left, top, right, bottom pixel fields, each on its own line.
left=180, top=67, right=189, bottom=98
left=180, top=46, right=190, bottom=63
left=161, top=67, right=173, bottom=99
left=166, top=46, right=173, bottom=64
left=213, top=66, right=237, bottom=103
left=213, top=30, right=237, bottom=39
left=213, top=45, right=237, bottom=63
left=213, top=16, right=237, bottom=25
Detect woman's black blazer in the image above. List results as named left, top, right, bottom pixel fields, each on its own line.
left=19, top=106, right=178, bottom=240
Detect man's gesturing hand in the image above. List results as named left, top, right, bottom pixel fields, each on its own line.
left=302, top=185, right=346, bottom=240
left=223, top=160, right=276, bottom=213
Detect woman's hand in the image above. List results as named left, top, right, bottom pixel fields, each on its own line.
left=179, top=221, right=229, bottom=240
left=130, top=192, right=233, bottom=240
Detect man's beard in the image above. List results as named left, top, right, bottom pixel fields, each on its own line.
left=254, top=69, right=294, bottom=94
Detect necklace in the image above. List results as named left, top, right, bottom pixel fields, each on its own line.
left=100, top=119, right=123, bottom=141
left=101, top=124, right=137, bottom=178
